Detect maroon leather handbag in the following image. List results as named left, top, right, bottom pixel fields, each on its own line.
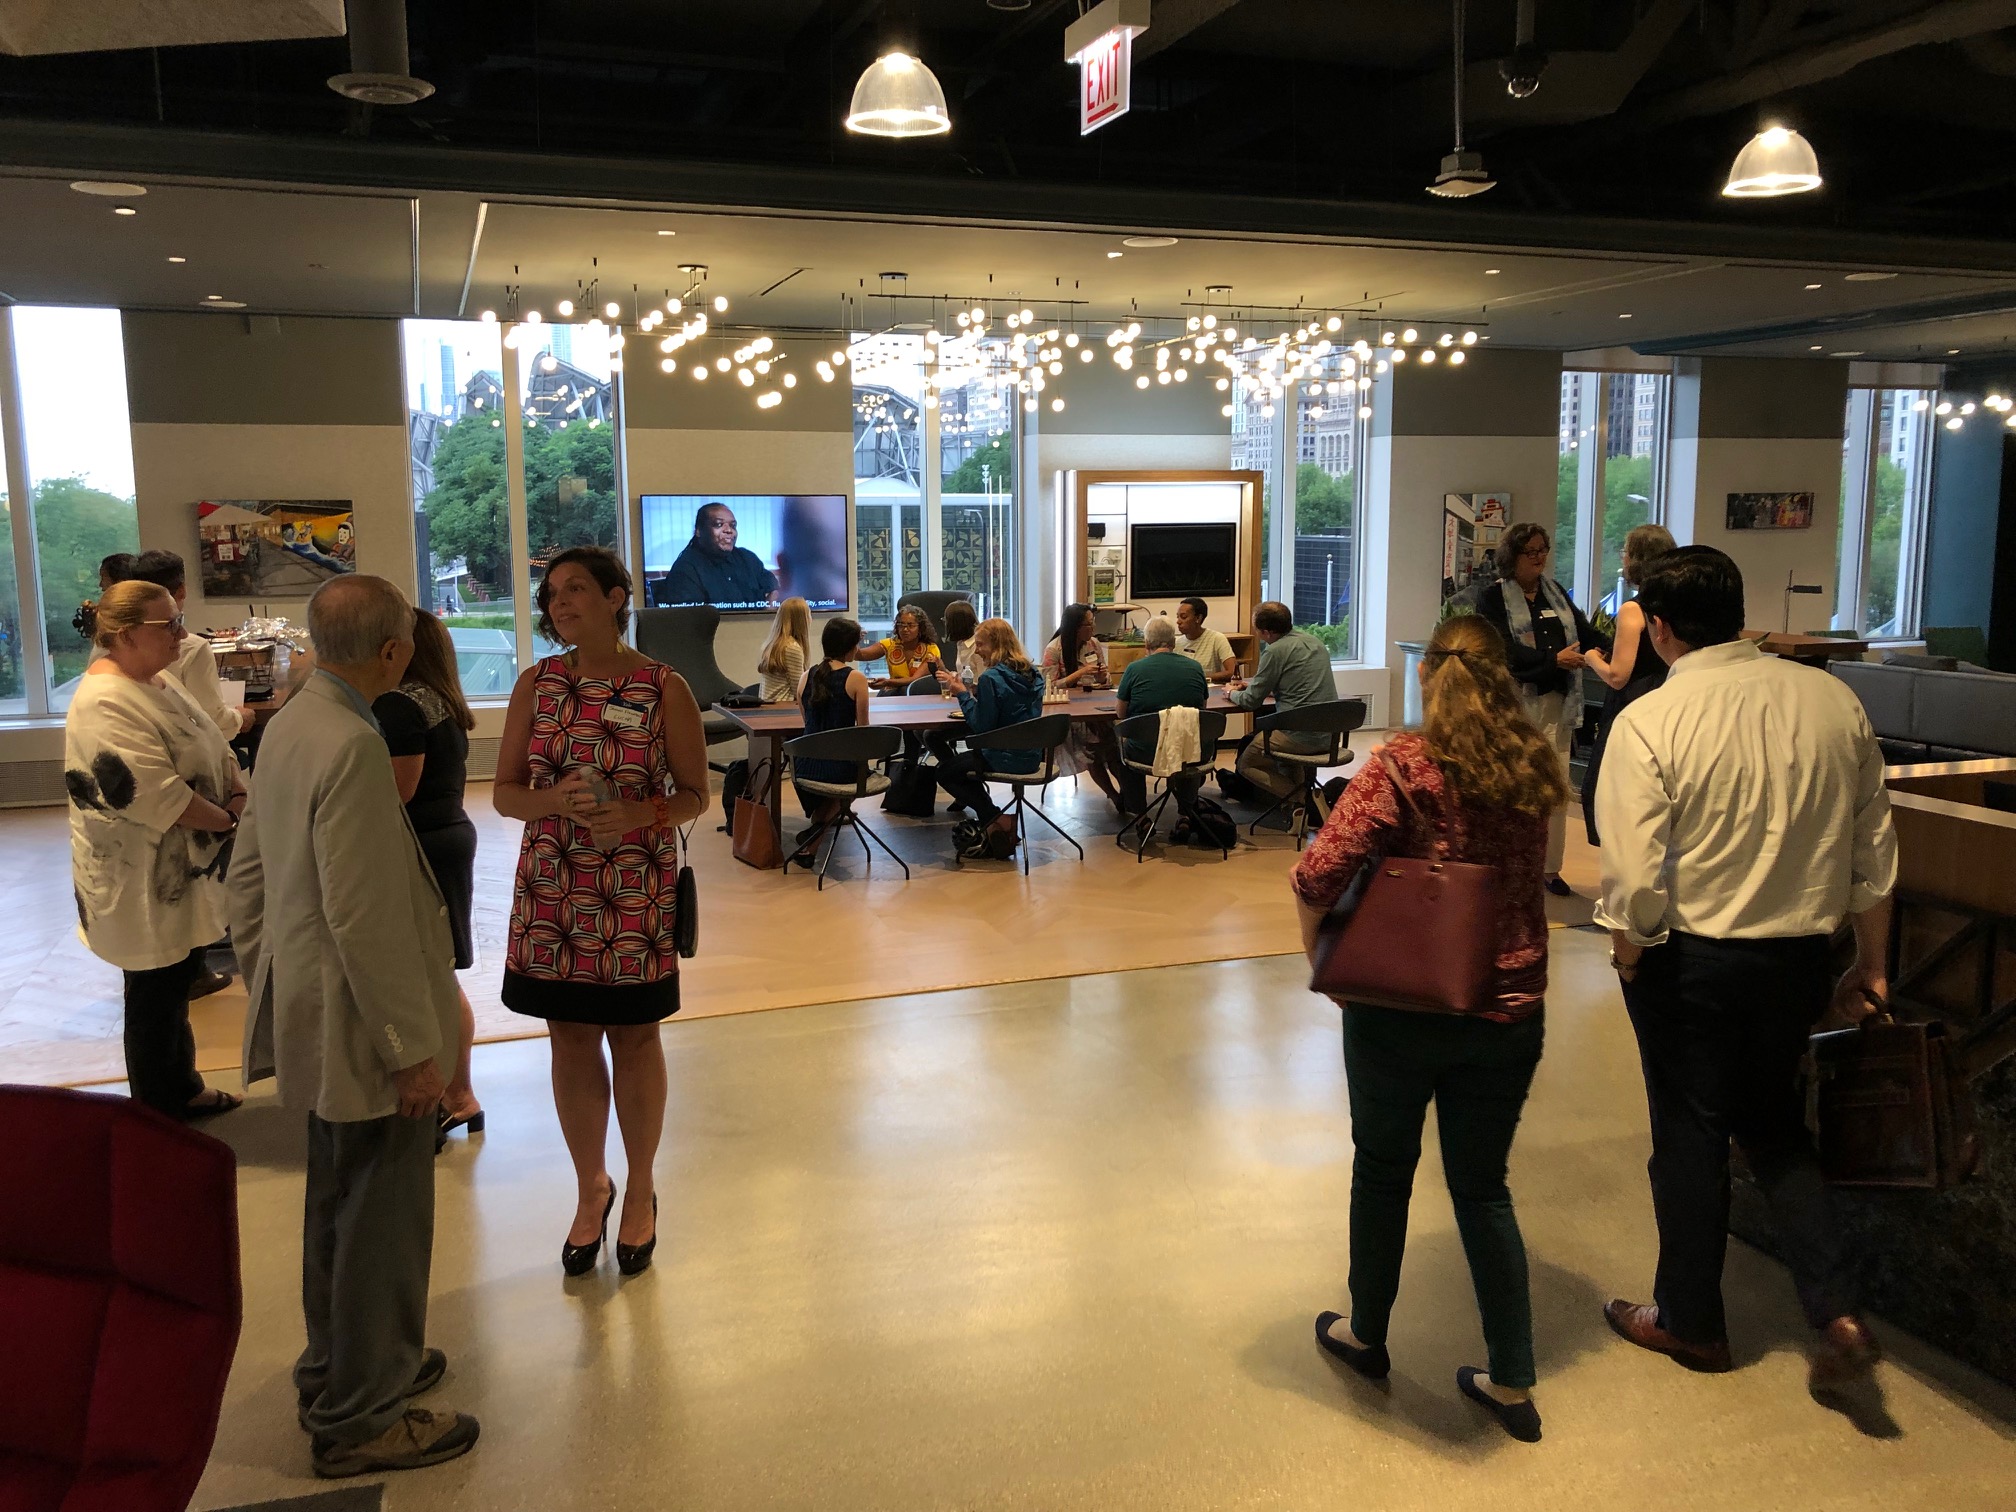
left=1308, top=755, right=1503, bottom=1015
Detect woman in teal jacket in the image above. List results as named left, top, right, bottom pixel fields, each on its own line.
left=931, top=618, right=1044, bottom=857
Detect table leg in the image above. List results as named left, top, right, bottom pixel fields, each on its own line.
left=766, top=733, right=786, bottom=851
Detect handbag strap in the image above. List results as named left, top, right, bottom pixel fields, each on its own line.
left=746, top=755, right=776, bottom=805
left=1377, top=751, right=1451, bottom=863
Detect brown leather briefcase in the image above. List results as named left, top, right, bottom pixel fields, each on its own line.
left=1810, top=1017, right=1981, bottom=1190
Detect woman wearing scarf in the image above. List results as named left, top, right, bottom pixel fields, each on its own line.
left=1475, top=523, right=1608, bottom=895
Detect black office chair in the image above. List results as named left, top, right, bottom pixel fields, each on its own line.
left=781, top=725, right=910, bottom=891
left=635, top=606, right=742, bottom=771
left=951, top=713, right=1083, bottom=875
left=1246, top=698, right=1368, bottom=844
left=896, top=590, right=973, bottom=643
left=1114, top=711, right=1230, bottom=862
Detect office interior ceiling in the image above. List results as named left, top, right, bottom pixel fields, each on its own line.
left=2, top=172, right=2014, bottom=363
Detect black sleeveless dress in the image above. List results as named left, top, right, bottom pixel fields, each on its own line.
left=1581, top=596, right=1667, bottom=846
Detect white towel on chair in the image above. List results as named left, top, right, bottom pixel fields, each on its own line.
left=1152, top=705, right=1202, bottom=779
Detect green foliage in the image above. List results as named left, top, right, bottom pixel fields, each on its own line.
left=34, top=476, right=138, bottom=687
left=1298, top=618, right=1351, bottom=655
left=442, top=613, right=514, bottom=631
left=1555, top=449, right=1658, bottom=599
left=420, top=416, right=619, bottom=591
left=1296, top=464, right=1354, bottom=533
left=944, top=433, right=1014, bottom=493
left=1864, top=457, right=1907, bottom=631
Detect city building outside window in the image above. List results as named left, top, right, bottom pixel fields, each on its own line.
left=1556, top=368, right=1671, bottom=614
left=850, top=333, right=925, bottom=636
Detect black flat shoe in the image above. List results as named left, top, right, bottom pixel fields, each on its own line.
left=561, top=1186, right=616, bottom=1277
left=1545, top=875, right=1574, bottom=897
left=1314, top=1311, right=1391, bottom=1380
left=1457, top=1366, right=1542, bottom=1442
left=435, top=1107, right=485, bottom=1154
left=616, top=1195, right=658, bottom=1276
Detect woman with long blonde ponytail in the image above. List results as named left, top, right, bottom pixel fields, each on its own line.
left=1290, top=612, right=1565, bottom=1444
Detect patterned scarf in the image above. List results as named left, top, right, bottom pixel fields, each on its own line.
left=1500, top=576, right=1584, bottom=731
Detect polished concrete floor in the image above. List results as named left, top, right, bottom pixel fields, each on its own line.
left=189, top=936, right=2016, bottom=1512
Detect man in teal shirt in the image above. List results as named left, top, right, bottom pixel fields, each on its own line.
left=1221, top=600, right=1336, bottom=803
left=1114, top=617, right=1211, bottom=815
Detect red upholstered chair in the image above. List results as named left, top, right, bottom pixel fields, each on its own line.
left=0, top=1086, right=241, bottom=1512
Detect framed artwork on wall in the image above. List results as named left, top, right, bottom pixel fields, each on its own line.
left=1726, top=491, right=1814, bottom=530
left=1442, top=492, right=1508, bottom=604
left=196, top=500, right=356, bottom=597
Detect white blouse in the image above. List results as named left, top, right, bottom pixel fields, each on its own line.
left=65, top=669, right=238, bottom=971
left=172, top=632, right=243, bottom=738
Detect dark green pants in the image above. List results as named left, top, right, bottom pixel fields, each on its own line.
left=1342, top=1002, right=1544, bottom=1387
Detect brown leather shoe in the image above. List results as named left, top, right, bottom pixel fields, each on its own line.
left=1809, top=1315, right=1881, bottom=1393
left=1604, top=1299, right=1734, bottom=1373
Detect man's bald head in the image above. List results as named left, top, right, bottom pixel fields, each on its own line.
left=308, top=575, right=415, bottom=697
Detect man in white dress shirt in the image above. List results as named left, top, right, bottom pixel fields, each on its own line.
left=1595, top=546, right=1898, bottom=1396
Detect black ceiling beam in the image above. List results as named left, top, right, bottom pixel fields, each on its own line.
left=7, top=114, right=2016, bottom=277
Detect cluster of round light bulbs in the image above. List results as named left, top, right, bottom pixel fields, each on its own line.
left=1919, top=392, right=2016, bottom=431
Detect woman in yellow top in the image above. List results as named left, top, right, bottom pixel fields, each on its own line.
left=854, top=604, right=941, bottom=691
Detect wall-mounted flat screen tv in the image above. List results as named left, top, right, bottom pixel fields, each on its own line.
left=640, top=494, right=850, bottom=613
left=1129, top=522, right=1237, bottom=597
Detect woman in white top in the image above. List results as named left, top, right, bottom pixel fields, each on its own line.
left=66, top=581, right=246, bottom=1118
left=116, top=549, right=249, bottom=739
left=757, top=596, right=812, bottom=703
left=1040, top=601, right=1125, bottom=814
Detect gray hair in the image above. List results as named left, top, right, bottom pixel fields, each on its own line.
left=308, top=575, right=413, bottom=666
left=1143, top=616, right=1178, bottom=651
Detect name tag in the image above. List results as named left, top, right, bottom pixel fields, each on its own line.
left=603, top=703, right=646, bottom=731
left=1538, top=608, right=1562, bottom=622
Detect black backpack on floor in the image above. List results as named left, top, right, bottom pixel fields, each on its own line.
left=1188, top=797, right=1239, bottom=851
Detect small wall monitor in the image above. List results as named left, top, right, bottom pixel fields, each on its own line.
left=640, top=493, right=849, bottom=613
left=1129, top=522, right=1237, bottom=597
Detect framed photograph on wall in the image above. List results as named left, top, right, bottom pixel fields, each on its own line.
left=196, top=499, right=356, bottom=597
left=1443, top=492, right=1509, bottom=604
left=1726, top=490, right=1814, bottom=531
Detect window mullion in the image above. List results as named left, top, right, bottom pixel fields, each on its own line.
left=0, top=312, right=49, bottom=717
left=501, top=331, right=533, bottom=675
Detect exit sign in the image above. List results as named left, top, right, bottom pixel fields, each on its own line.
left=1065, top=0, right=1150, bottom=137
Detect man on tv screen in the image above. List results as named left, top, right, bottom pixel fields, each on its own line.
left=655, top=502, right=778, bottom=609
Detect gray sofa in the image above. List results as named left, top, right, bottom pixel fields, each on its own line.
left=1830, top=660, right=2016, bottom=763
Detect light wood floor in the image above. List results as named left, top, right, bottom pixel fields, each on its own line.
left=1, top=739, right=1605, bottom=1088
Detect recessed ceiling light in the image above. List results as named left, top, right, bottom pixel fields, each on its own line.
left=166, top=255, right=186, bottom=263
left=656, top=229, right=676, bottom=236
left=1805, top=283, right=1822, bottom=290
left=1618, top=312, right=1633, bottom=319
left=199, top=299, right=246, bottom=310
left=112, top=206, right=137, bottom=216
left=1811, top=344, right=1823, bottom=351
left=1484, top=268, right=1501, bottom=275
left=1830, top=350, right=1864, bottom=357
left=1122, top=236, right=1178, bottom=249
left=1844, top=272, right=1897, bottom=283
left=1106, top=251, right=1122, bottom=259
left=70, top=180, right=145, bottom=197
left=1949, top=348, right=1962, bottom=355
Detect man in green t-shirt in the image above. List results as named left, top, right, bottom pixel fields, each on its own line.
left=1115, top=617, right=1211, bottom=816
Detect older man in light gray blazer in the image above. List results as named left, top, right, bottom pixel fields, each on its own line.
left=230, top=575, right=480, bottom=1480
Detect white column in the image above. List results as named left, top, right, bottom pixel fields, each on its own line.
left=1835, top=388, right=1875, bottom=632
left=502, top=331, right=534, bottom=674
left=921, top=394, right=943, bottom=591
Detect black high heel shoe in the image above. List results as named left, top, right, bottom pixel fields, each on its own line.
left=616, top=1195, right=658, bottom=1276
left=435, top=1107, right=485, bottom=1155
left=561, top=1185, right=616, bottom=1277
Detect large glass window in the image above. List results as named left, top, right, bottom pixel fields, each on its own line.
left=851, top=332, right=924, bottom=634
left=1555, top=369, right=1670, bottom=612
left=936, top=353, right=1015, bottom=621
left=14, top=308, right=139, bottom=712
left=0, top=396, right=20, bottom=717
left=1836, top=387, right=1934, bottom=639
left=514, top=321, right=621, bottom=648
left=1291, top=385, right=1359, bottom=658
left=1229, top=382, right=1281, bottom=601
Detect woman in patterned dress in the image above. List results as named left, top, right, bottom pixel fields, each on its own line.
left=494, top=547, right=709, bottom=1277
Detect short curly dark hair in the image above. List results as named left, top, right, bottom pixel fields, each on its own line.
left=536, top=545, right=633, bottom=643
left=1495, top=522, right=1550, bottom=579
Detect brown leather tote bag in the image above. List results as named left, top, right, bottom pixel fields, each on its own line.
left=730, top=758, right=784, bottom=870
left=1308, top=754, right=1503, bottom=1015
left=1811, top=1016, right=1980, bottom=1190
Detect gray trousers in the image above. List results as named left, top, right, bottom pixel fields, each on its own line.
left=296, top=1111, right=437, bottom=1448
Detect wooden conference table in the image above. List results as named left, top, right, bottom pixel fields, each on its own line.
left=714, top=685, right=1261, bottom=861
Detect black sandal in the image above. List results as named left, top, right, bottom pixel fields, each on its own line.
left=184, top=1088, right=243, bottom=1119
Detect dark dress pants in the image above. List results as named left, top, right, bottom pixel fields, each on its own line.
left=1621, top=932, right=1854, bottom=1345
left=929, top=735, right=1004, bottom=824
left=1342, top=1002, right=1545, bottom=1388
left=297, top=1110, right=438, bottom=1448
left=121, top=947, right=205, bottom=1116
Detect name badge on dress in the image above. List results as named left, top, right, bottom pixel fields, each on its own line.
left=604, top=701, right=646, bottom=731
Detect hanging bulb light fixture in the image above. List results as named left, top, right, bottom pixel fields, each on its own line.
left=1428, top=0, right=1495, bottom=198
left=844, top=52, right=952, bottom=137
left=1722, top=125, right=1823, bottom=198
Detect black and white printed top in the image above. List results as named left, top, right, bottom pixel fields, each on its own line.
left=64, top=668, right=238, bottom=972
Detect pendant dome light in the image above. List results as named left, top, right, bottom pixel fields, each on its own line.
left=1428, top=0, right=1495, bottom=198
left=1722, top=125, right=1823, bottom=198
left=845, top=51, right=952, bottom=137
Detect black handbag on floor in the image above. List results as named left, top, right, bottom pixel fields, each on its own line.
left=881, top=757, right=939, bottom=818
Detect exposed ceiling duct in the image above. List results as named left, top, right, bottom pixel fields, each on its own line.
left=0, top=0, right=344, bottom=56
left=327, top=0, right=433, bottom=107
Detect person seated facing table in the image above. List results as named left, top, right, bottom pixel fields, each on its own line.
left=1041, top=601, right=1126, bottom=816
left=758, top=597, right=812, bottom=704
left=1115, top=617, right=1211, bottom=819
left=853, top=604, right=941, bottom=691
left=1219, top=601, right=1337, bottom=807
left=932, top=619, right=1046, bottom=861
left=940, top=600, right=980, bottom=684
left=655, top=501, right=778, bottom=608
left=793, top=617, right=873, bottom=863
left=1175, top=597, right=1239, bottom=683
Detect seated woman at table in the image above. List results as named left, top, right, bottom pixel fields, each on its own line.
left=853, top=605, right=940, bottom=692
left=758, top=596, right=812, bottom=704
left=940, top=600, right=979, bottom=683
left=794, top=616, right=873, bottom=862
left=933, top=619, right=1046, bottom=861
left=1040, top=601, right=1125, bottom=816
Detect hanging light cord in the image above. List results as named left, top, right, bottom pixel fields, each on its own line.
left=1452, top=0, right=1467, bottom=153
